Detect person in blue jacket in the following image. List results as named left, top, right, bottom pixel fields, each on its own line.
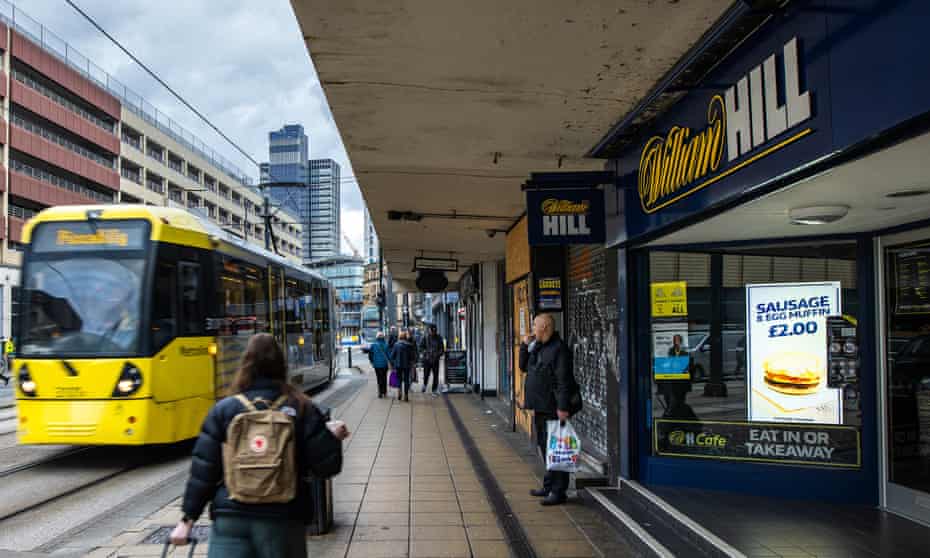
left=368, top=332, right=391, bottom=398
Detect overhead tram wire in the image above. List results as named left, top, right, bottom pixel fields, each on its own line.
left=62, top=0, right=359, bottom=258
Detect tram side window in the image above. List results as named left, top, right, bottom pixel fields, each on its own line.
left=244, top=276, right=269, bottom=334
left=152, top=263, right=178, bottom=351
left=219, top=275, right=245, bottom=335
left=179, top=262, right=204, bottom=335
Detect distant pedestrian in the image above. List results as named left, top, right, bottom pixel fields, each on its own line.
left=419, top=325, right=445, bottom=395
left=169, top=333, right=349, bottom=558
left=390, top=331, right=416, bottom=401
left=368, top=332, right=391, bottom=399
left=520, top=313, right=581, bottom=506
left=387, top=327, right=398, bottom=350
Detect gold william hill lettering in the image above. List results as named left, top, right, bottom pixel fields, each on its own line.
left=638, top=95, right=726, bottom=213
left=56, top=229, right=129, bottom=247
left=541, top=199, right=589, bottom=215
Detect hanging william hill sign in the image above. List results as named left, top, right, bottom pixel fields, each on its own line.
left=526, top=188, right=605, bottom=246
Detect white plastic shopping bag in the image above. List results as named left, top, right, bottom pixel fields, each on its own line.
left=546, top=420, right=581, bottom=473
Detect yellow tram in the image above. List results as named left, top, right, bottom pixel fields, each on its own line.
left=14, top=205, right=336, bottom=445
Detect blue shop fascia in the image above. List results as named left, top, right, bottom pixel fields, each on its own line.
left=591, top=0, right=930, bottom=523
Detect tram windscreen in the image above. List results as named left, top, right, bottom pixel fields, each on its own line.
left=20, top=220, right=148, bottom=357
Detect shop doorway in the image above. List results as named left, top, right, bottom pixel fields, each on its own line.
left=880, top=227, right=930, bottom=526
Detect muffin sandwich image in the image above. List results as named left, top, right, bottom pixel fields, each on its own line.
left=762, top=351, right=823, bottom=395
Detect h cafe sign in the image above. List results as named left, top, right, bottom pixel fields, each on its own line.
left=638, top=37, right=813, bottom=214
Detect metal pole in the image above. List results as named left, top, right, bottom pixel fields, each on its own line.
left=378, top=247, right=384, bottom=331
left=263, top=194, right=271, bottom=252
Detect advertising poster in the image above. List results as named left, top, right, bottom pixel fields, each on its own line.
left=536, top=276, right=563, bottom=311
left=746, top=282, right=842, bottom=424
left=651, top=281, right=688, bottom=318
left=654, top=419, right=861, bottom=468
left=653, top=322, right=691, bottom=380
left=894, top=249, right=930, bottom=314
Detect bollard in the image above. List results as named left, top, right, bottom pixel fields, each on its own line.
left=347, top=346, right=352, bottom=368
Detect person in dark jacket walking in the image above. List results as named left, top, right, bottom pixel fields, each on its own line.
left=169, top=334, right=350, bottom=557
left=419, top=325, right=445, bottom=395
left=390, top=331, right=416, bottom=401
left=519, top=313, right=576, bottom=506
left=368, top=332, right=391, bottom=398
left=387, top=327, right=399, bottom=350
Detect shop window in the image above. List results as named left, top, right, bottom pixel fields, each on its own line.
left=649, top=243, right=862, bottom=462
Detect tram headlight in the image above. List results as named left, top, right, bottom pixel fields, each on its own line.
left=18, top=365, right=37, bottom=397
left=112, top=363, right=143, bottom=397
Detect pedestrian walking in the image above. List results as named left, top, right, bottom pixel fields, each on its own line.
left=520, top=313, right=581, bottom=506
left=390, top=331, right=416, bottom=401
left=419, top=325, right=445, bottom=395
left=368, top=332, right=391, bottom=399
left=169, top=333, right=350, bottom=558
left=387, top=327, right=398, bottom=350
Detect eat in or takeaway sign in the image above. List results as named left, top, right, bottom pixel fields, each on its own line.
left=526, top=188, right=605, bottom=245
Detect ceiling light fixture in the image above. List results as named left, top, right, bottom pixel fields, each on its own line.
left=789, top=205, right=850, bottom=225
left=886, top=189, right=930, bottom=198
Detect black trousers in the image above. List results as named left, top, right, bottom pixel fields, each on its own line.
left=396, top=368, right=411, bottom=398
left=534, top=412, right=569, bottom=497
left=422, top=360, right=440, bottom=392
left=374, top=367, right=388, bottom=396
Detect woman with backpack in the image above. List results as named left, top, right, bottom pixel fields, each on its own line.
left=389, top=331, right=416, bottom=401
left=368, top=331, right=391, bottom=398
left=169, top=333, right=350, bottom=558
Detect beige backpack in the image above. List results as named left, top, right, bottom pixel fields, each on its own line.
left=222, top=394, right=298, bottom=504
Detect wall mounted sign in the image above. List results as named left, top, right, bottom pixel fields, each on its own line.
left=654, top=419, right=861, bottom=468
left=414, top=257, right=459, bottom=272
left=535, top=276, right=563, bottom=311
left=894, top=248, right=930, bottom=315
left=526, top=188, right=605, bottom=246
left=651, top=281, right=688, bottom=318
left=746, top=282, right=842, bottom=424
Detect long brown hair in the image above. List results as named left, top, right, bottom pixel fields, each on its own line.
left=230, top=334, right=303, bottom=405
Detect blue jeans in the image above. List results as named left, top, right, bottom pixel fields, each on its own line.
left=207, top=515, right=306, bottom=558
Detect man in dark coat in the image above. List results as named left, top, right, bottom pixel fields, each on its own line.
left=419, top=324, right=445, bottom=395
left=520, top=313, right=576, bottom=506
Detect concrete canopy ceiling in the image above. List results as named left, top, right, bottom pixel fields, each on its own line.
left=290, top=0, right=733, bottom=288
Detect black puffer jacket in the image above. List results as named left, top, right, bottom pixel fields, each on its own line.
left=520, top=333, right=574, bottom=414
left=181, top=377, right=342, bottom=522
left=390, top=339, right=417, bottom=369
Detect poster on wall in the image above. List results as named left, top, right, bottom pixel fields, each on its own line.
left=536, top=276, right=563, bottom=311
left=651, top=281, right=688, bottom=317
left=746, top=282, right=843, bottom=424
left=653, top=322, right=691, bottom=380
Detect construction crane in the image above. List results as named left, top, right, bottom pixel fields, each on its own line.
left=343, top=233, right=360, bottom=258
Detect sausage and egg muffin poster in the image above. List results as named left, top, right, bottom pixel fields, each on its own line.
left=746, top=282, right=843, bottom=424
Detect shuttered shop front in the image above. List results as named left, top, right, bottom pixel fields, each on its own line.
left=567, top=245, right=617, bottom=461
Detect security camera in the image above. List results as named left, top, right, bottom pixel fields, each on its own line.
left=486, top=230, right=496, bottom=238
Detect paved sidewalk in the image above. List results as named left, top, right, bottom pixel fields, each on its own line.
left=90, top=365, right=626, bottom=558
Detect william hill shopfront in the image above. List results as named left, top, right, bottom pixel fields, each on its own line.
left=597, top=0, right=930, bottom=528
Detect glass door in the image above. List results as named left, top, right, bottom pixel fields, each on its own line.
left=881, top=228, right=930, bottom=525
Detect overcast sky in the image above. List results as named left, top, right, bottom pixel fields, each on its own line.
left=17, top=0, right=365, bottom=255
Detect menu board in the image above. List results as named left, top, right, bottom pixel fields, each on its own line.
left=746, top=282, right=843, bottom=424
left=895, top=249, right=930, bottom=314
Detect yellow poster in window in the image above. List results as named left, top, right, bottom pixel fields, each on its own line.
left=651, top=281, right=688, bottom=317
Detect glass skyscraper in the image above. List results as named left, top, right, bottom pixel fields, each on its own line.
left=309, top=158, right=341, bottom=260
left=262, top=125, right=341, bottom=262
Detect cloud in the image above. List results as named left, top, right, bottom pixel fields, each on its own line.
left=19, top=0, right=365, bottom=254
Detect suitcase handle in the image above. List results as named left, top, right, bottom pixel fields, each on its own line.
left=161, top=537, right=198, bottom=558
